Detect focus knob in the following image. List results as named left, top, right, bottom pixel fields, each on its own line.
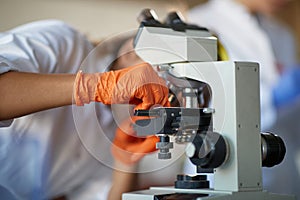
left=261, top=132, right=286, bottom=167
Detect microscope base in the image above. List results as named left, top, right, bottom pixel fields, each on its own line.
left=123, top=187, right=296, bottom=200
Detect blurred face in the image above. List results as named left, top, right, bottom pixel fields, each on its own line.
left=111, top=38, right=144, bottom=70
left=237, top=0, right=291, bottom=15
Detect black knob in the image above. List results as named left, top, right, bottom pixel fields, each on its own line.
left=175, top=174, right=209, bottom=189
left=261, top=132, right=286, bottom=167
left=188, top=131, right=228, bottom=169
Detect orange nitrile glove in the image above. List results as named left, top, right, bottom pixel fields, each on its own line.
left=74, top=62, right=169, bottom=109
left=111, top=116, right=160, bottom=165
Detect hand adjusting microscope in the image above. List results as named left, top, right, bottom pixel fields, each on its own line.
left=123, top=9, right=295, bottom=200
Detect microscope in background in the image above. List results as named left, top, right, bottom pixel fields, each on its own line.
left=123, top=9, right=295, bottom=200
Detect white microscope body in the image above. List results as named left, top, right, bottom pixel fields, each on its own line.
left=123, top=9, right=295, bottom=200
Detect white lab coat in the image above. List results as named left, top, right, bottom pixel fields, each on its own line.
left=187, top=0, right=279, bottom=130
left=0, top=20, right=116, bottom=200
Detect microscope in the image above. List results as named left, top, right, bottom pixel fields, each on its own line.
left=123, top=9, right=295, bottom=200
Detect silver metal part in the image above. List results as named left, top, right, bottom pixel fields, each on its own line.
left=183, top=88, right=199, bottom=108
left=156, top=141, right=173, bottom=159
left=261, top=134, right=268, bottom=161
left=203, top=108, right=215, bottom=114
left=185, top=142, right=196, bottom=158
left=158, top=152, right=171, bottom=159
left=156, top=142, right=174, bottom=149
left=175, top=132, right=195, bottom=143
left=156, top=64, right=172, bottom=72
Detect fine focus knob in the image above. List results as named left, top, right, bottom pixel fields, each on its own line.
left=156, top=135, right=173, bottom=159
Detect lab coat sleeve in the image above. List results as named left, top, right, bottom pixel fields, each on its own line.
left=0, top=120, right=13, bottom=127
left=0, top=20, right=93, bottom=74
left=0, top=20, right=93, bottom=127
left=0, top=56, right=19, bottom=74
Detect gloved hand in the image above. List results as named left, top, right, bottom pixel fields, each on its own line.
left=74, top=62, right=169, bottom=109
left=111, top=117, right=159, bottom=165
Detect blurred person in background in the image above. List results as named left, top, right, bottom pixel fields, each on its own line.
left=185, top=0, right=300, bottom=198
left=188, top=0, right=299, bottom=129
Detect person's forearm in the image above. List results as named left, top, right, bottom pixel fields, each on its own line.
left=108, top=170, right=138, bottom=200
left=108, top=161, right=139, bottom=200
left=0, top=71, right=75, bottom=120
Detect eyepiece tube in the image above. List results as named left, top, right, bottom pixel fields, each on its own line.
left=137, top=8, right=159, bottom=23
left=165, top=11, right=186, bottom=25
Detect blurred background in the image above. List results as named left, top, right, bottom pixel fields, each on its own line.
left=0, top=0, right=298, bottom=60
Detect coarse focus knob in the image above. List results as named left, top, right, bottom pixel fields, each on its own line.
left=261, top=132, right=286, bottom=167
left=187, top=131, right=228, bottom=169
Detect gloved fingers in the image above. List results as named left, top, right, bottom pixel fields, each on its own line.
left=114, top=118, right=136, bottom=139
left=111, top=63, right=152, bottom=103
left=111, top=145, right=142, bottom=165
left=114, top=118, right=159, bottom=152
left=77, top=62, right=170, bottom=108
left=112, top=136, right=159, bottom=165
left=163, top=100, right=171, bottom=107
left=112, top=116, right=159, bottom=165
left=113, top=116, right=154, bottom=147
left=115, top=116, right=152, bottom=139
left=134, top=83, right=170, bottom=110
left=127, top=136, right=159, bottom=153
left=112, top=63, right=169, bottom=108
